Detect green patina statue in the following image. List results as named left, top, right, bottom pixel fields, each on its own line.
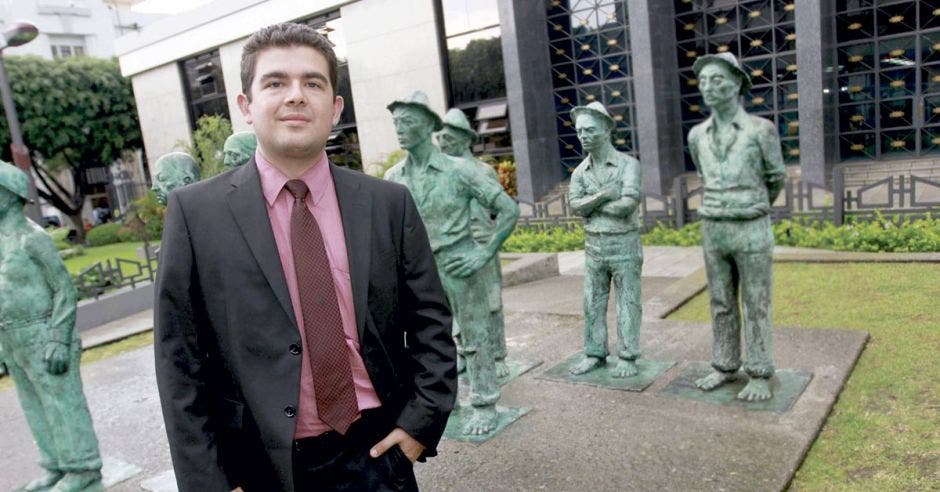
left=0, top=161, right=103, bottom=492
left=688, top=52, right=786, bottom=402
left=436, top=108, right=518, bottom=381
left=567, top=102, right=644, bottom=378
left=151, top=152, right=201, bottom=205
left=385, top=92, right=520, bottom=436
left=222, top=131, right=258, bottom=169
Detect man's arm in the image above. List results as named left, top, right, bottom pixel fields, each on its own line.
left=568, top=169, right=616, bottom=217
left=25, top=231, right=78, bottom=374
left=388, top=189, right=457, bottom=459
left=600, top=155, right=642, bottom=217
left=757, top=122, right=787, bottom=204
left=154, top=192, right=230, bottom=492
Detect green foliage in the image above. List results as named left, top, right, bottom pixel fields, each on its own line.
left=47, top=227, right=73, bottom=251
left=502, top=225, right=585, bottom=252
left=181, top=115, right=233, bottom=178
left=642, top=221, right=703, bottom=246
left=59, top=246, right=84, bottom=260
left=145, top=218, right=164, bottom=241
left=0, top=56, right=142, bottom=224
left=774, top=213, right=940, bottom=252
left=116, top=226, right=138, bottom=243
left=447, top=36, right=506, bottom=104
left=85, top=223, right=122, bottom=247
left=374, top=149, right=406, bottom=178
left=124, top=191, right=165, bottom=241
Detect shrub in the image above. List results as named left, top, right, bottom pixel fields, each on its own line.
left=47, top=227, right=73, bottom=251
left=85, top=223, right=122, bottom=247
left=59, top=246, right=84, bottom=260
left=178, top=114, right=233, bottom=178
left=372, top=149, right=406, bottom=178
left=502, top=225, right=585, bottom=252
left=116, top=226, right=139, bottom=243
left=496, top=160, right=517, bottom=197
left=642, top=221, right=702, bottom=246
left=774, top=213, right=940, bottom=252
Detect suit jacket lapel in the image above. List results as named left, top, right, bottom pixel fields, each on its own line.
left=332, top=165, right=371, bottom=339
left=226, top=158, right=297, bottom=327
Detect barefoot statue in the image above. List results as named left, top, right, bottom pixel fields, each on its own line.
left=0, top=161, right=103, bottom=492
left=385, top=92, right=519, bottom=436
left=222, top=131, right=258, bottom=169
left=151, top=152, right=201, bottom=205
left=687, top=53, right=786, bottom=402
left=566, top=102, right=644, bottom=379
left=436, top=108, right=518, bottom=381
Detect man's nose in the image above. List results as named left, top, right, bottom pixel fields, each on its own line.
left=284, top=81, right=306, bottom=105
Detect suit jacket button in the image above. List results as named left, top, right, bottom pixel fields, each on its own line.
left=284, top=406, right=296, bottom=418
left=289, top=344, right=301, bottom=355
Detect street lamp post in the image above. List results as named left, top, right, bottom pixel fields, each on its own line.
left=0, top=21, right=40, bottom=222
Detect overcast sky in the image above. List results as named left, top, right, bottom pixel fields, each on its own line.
left=132, top=0, right=215, bottom=14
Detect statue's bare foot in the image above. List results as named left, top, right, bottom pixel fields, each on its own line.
left=612, top=359, right=639, bottom=378
left=462, top=406, right=498, bottom=436
left=17, top=470, right=62, bottom=492
left=456, top=354, right=466, bottom=374
left=695, top=370, right=736, bottom=391
left=569, top=356, right=604, bottom=375
left=48, top=471, right=102, bottom=492
left=737, top=377, right=773, bottom=402
left=495, top=360, right=510, bottom=380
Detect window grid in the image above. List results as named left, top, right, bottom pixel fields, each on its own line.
left=834, top=0, right=940, bottom=160
left=674, top=0, right=800, bottom=170
left=546, top=0, right=637, bottom=175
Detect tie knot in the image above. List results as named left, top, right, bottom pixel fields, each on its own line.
left=285, top=179, right=309, bottom=201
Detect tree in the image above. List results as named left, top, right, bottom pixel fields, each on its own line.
left=0, top=55, right=143, bottom=241
left=181, top=114, right=232, bottom=179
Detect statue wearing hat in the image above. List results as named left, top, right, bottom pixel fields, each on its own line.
left=687, top=52, right=786, bottom=401
left=151, top=152, right=201, bottom=205
left=436, top=108, right=518, bottom=380
left=0, top=161, right=103, bottom=492
left=567, top=102, right=644, bottom=378
left=385, top=92, right=520, bottom=436
left=222, top=131, right=258, bottom=170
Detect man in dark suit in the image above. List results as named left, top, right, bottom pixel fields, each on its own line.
left=154, top=23, right=456, bottom=491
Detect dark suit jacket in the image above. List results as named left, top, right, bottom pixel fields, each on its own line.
left=154, top=159, right=456, bottom=492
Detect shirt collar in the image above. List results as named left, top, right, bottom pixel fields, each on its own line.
left=255, top=150, right=331, bottom=207
left=704, top=105, right=750, bottom=134
left=404, top=148, right=449, bottom=173
left=585, top=150, right=620, bottom=170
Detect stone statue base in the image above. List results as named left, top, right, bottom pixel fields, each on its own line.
left=659, top=362, right=813, bottom=413
left=442, top=404, right=529, bottom=443
left=539, top=354, right=674, bottom=392
left=458, top=358, right=542, bottom=388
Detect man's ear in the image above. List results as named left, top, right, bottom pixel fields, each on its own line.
left=237, top=93, right=253, bottom=125
left=331, top=95, right=345, bottom=126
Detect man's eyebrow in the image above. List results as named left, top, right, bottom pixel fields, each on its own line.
left=258, top=71, right=329, bottom=83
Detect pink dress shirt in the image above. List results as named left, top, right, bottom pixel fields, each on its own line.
left=255, top=150, right=381, bottom=439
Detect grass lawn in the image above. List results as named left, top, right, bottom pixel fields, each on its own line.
left=669, top=263, right=939, bottom=491
left=64, top=241, right=159, bottom=276
left=0, top=331, right=154, bottom=392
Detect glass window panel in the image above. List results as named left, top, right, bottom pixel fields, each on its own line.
left=839, top=73, right=875, bottom=103
left=554, top=88, right=577, bottom=112
left=881, top=129, right=916, bottom=156
left=779, top=82, right=800, bottom=110
left=779, top=110, right=800, bottom=137
left=679, top=69, right=701, bottom=95
left=707, top=8, right=738, bottom=36
left=837, top=10, right=875, bottom=42
left=747, top=86, right=776, bottom=113
left=674, top=0, right=698, bottom=15
left=741, top=29, right=774, bottom=58
left=557, top=113, right=575, bottom=137
left=837, top=1, right=874, bottom=12
left=678, top=40, right=706, bottom=68
left=879, top=68, right=916, bottom=98
left=839, top=102, right=877, bottom=132
left=920, top=127, right=940, bottom=154
left=608, top=104, right=633, bottom=129
left=922, top=0, right=940, bottom=30
left=741, top=0, right=773, bottom=30
left=682, top=94, right=706, bottom=120
left=553, top=63, right=576, bottom=87
left=548, top=19, right=570, bottom=41
left=776, top=54, right=798, bottom=82
left=599, top=29, right=627, bottom=55
left=446, top=27, right=506, bottom=105
left=441, top=0, right=499, bottom=36
left=775, top=26, right=797, bottom=52
left=838, top=42, right=876, bottom=73
left=924, top=94, right=940, bottom=124
left=597, top=3, right=626, bottom=30
left=577, top=83, right=604, bottom=104
left=676, top=14, right=702, bottom=41
left=775, top=0, right=796, bottom=23
left=880, top=98, right=914, bottom=128
left=604, top=81, right=631, bottom=105
left=612, top=128, right=635, bottom=153
left=574, top=33, right=600, bottom=60
left=923, top=65, right=940, bottom=94
left=602, top=54, right=629, bottom=78
left=922, top=31, right=940, bottom=64
left=879, top=36, right=916, bottom=68
left=576, top=59, right=602, bottom=83
left=840, top=132, right=876, bottom=159
left=876, top=1, right=917, bottom=37
left=708, top=34, right=739, bottom=57
left=782, top=138, right=800, bottom=161
left=547, top=0, right=568, bottom=19
left=743, top=56, right=775, bottom=85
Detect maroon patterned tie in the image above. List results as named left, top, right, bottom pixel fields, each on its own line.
left=285, top=179, right=358, bottom=434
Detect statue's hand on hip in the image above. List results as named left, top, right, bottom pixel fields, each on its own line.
left=441, top=250, right=489, bottom=278
left=43, top=341, right=69, bottom=374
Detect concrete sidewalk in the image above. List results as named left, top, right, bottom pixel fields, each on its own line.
left=0, top=246, right=869, bottom=491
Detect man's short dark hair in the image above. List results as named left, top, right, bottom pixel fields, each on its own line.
left=241, top=22, right=339, bottom=99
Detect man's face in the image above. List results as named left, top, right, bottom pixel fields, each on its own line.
left=223, top=149, right=250, bottom=168
left=392, top=107, right=433, bottom=151
left=151, top=163, right=197, bottom=205
left=237, top=45, right=343, bottom=163
left=436, top=127, right=471, bottom=157
left=698, top=62, right=742, bottom=108
left=575, top=113, right=610, bottom=153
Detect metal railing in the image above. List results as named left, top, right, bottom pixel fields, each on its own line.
left=73, top=244, right=158, bottom=299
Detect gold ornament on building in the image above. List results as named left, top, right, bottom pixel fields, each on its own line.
left=565, top=144, right=574, bottom=150
left=933, top=42, right=940, bottom=51
left=849, top=54, right=863, bottom=63
left=611, top=90, right=622, bottom=97
left=684, top=23, right=695, bottom=31
left=550, top=0, right=561, bottom=6
left=888, top=15, right=904, bottom=24
left=850, top=114, right=865, bottom=122
left=753, top=96, right=766, bottom=104
left=889, top=48, right=905, bottom=57
left=752, top=68, right=764, bottom=77
left=934, top=7, right=940, bottom=16
left=687, top=50, right=698, bottom=58
left=787, top=64, right=798, bottom=72
left=715, top=16, right=728, bottom=25
left=610, top=64, right=620, bottom=71
left=580, top=18, right=589, bottom=26
left=889, top=80, right=905, bottom=88
left=788, top=121, right=799, bottom=128
left=586, top=94, right=596, bottom=101
left=933, top=75, right=940, bottom=83
left=788, top=148, right=800, bottom=156
left=784, top=3, right=795, bottom=11
left=614, top=114, right=624, bottom=121
left=787, top=93, right=799, bottom=100
left=891, top=140, right=906, bottom=148
left=848, top=22, right=862, bottom=30
left=848, top=85, right=863, bottom=93
left=690, top=104, right=701, bottom=112
left=555, top=48, right=565, bottom=55
left=785, top=33, right=796, bottom=41
left=560, top=97, right=570, bottom=104
left=563, top=120, right=572, bottom=127
left=889, top=110, right=904, bottom=118
left=749, top=10, right=762, bottom=18
left=615, top=138, right=626, bottom=145
left=607, top=39, right=617, bottom=46
left=581, top=43, right=591, bottom=51
left=850, top=143, right=865, bottom=151
left=583, top=68, right=594, bottom=75
left=553, top=24, right=563, bottom=31
left=717, top=44, right=729, bottom=52
left=688, top=79, right=698, bottom=86
left=558, top=73, right=568, bottom=80
left=750, top=39, right=764, bottom=47
left=932, top=137, right=940, bottom=145
left=933, top=107, right=940, bottom=114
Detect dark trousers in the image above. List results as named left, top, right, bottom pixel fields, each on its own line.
left=292, top=410, right=418, bottom=491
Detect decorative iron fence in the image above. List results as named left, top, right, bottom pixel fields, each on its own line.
left=73, top=244, right=158, bottom=299
left=519, top=169, right=940, bottom=229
